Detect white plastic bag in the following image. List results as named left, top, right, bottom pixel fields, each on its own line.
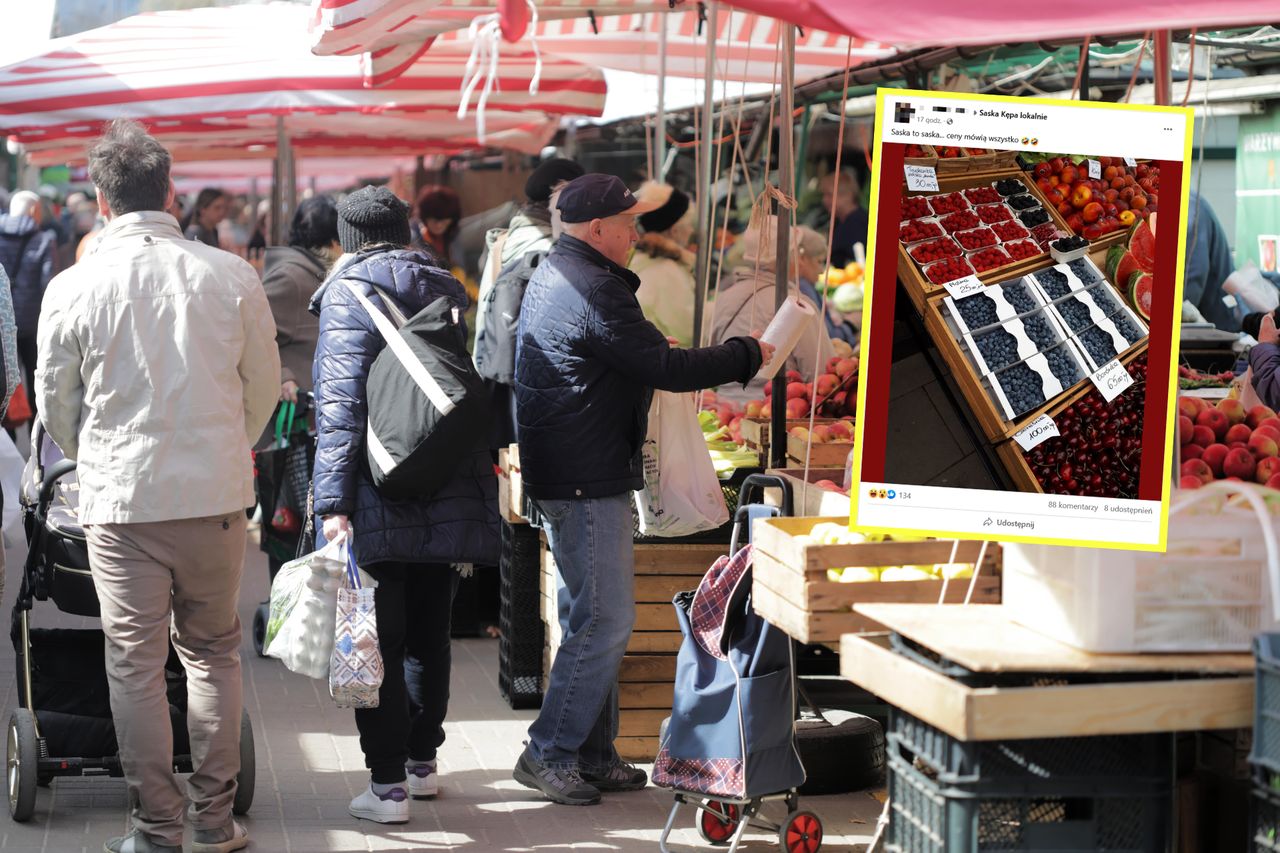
left=635, top=391, right=729, bottom=538
left=263, top=535, right=347, bottom=679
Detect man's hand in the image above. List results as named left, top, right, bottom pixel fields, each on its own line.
left=749, top=329, right=776, bottom=365
left=281, top=379, right=299, bottom=403
left=666, top=336, right=681, bottom=347
left=1262, top=313, right=1280, bottom=345
left=322, top=514, right=350, bottom=542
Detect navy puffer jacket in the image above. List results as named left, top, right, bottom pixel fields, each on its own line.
left=515, top=235, right=762, bottom=500
left=310, top=248, right=499, bottom=567
left=0, top=215, right=56, bottom=337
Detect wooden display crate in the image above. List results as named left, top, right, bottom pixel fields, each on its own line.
left=770, top=468, right=851, bottom=517
left=751, top=516, right=1001, bottom=645
left=540, top=538, right=724, bottom=762
left=897, top=168, right=1074, bottom=313
left=992, top=340, right=1150, bottom=492
left=903, top=144, right=938, bottom=167
left=785, top=434, right=854, bottom=468
left=496, top=445, right=526, bottom=525
left=741, top=417, right=846, bottom=461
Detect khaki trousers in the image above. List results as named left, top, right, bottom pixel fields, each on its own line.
left=86, top=511, right=247, bottom=847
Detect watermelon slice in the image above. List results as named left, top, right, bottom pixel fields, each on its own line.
left=1127, top=220, right=1156, bottom=274
left=1129, top=271, right=1153, bottom=320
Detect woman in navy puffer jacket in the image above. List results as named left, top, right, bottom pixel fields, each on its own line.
left=310, top=186, right=499, bottom=825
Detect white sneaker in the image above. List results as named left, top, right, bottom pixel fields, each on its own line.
left=349, top=784, right=409, bottom=824
left=406, top=760, right=438, bottom=799
left=191, top=821, right=249, bottom=853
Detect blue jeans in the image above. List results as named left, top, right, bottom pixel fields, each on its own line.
left=530, top=493, right=635, bottom=771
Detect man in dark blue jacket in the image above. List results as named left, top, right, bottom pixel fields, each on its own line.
left=512, top=174, right=774, bottom=805
left=0, top=191, right=57, bottom=417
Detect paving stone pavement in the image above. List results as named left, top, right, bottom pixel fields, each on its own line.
left=0, top=535, right=881, bottom=852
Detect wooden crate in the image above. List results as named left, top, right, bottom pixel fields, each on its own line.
left=496, top=446, right=526, bottom=525
left=740, top=418, right=827, bottom=459
left=897, top=168, right=1072, bottom=313
left=903, top=144, right=938, bottom=168
left=785, top=434, right=854, bottom=468
left=540, top=539, right=723, bottom=762
left=750, top=516, right=1002, bottom=645
left=770, top=467, right=850, bottom=518
left=992, top=340, right=1151, bottom=492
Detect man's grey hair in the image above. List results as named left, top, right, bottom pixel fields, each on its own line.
left=87, top=119, right=171, bottom=215
left=9, top=190, right=40, bottom=219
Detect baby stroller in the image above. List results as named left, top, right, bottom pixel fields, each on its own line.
left=6, top=421, right=255, bottom=822
left=654, top=474, right=822, bottom=853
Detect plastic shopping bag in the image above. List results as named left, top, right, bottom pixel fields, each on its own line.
left=263, top=535, right=347, bottom=679
left=329, top=545, right=383, bottom=709
left=635, top=391, right=729, bottom=538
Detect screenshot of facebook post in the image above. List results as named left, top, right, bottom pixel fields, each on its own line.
left=849, top=90, right=1192, bottom=550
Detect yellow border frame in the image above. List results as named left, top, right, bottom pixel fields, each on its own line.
left=848, top=87, right=1193, bottom=553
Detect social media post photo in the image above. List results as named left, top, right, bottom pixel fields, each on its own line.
left=849, top=89, right=1192, bottom=550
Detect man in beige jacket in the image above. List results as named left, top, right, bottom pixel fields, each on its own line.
left=36, top=120, right=279, bottom=853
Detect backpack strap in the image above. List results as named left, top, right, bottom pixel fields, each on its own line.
left=344, top=282, right=455, bottom=416
left=485, top=230, right=511, bottom=288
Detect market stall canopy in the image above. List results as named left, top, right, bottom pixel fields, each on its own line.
left=313, top=0, right=1280, bottom=59
left=170, top=156, right=421, bottom=194
left=310, top=0, right=887, bottom=86
left=0, top=2, right=606, bottom=164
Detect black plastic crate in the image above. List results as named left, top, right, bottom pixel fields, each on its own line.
left=1252, top=634, right=1280, bottom=787
left=1254, top=784, right=1280, bottom=852
left=498, top=520, right=544, bottom=709
left=890, top=710, right=1171, bottom=795
left=886, top=753, right=1170, bottom=852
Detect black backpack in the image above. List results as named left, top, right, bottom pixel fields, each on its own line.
left=474, top=248, right=543, bottom=385
left=347, top=283, right=491, bottom=500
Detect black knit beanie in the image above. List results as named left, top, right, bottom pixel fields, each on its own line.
left=639, top=186, right=691, bottom=234
left=338, top=185, right=411, bottom=253
left=524, top=158, right=585, bottom=203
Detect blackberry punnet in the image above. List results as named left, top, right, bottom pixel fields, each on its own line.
left=1052, top=235, right=1089, bottom=253
left=973, top=326, right=1022, bottom=372
left=1019, top=208, right=1051, bottom=228
left=1035, top=268, right=1073, bottom=300
left=1077, top=325, right=1120, bottom=365
left=995, top=179, right=1028, bottom=197
left=1007, top=194, right=1041, bottom=212
left=1055, top=296, right=1096, bottom=334
left=995, top=361, right=1048, bottom=416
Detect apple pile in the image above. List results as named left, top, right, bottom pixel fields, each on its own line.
left=1178, top=396, right=1280, bottom=489
left=1023, top=355, right=1147, bottom=498
left=756, top=360, right=860, bottom=420
left=1031, top=156, right=1159, bottom=240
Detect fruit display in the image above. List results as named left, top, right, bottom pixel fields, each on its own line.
left=909, top=237, right=963, bottom=264
left=1026, top=155, right=1159, bottom=240
left=1054, top=294, right=1099, bottom=334
left=755, top=363, right=859, bottom=420
left=923, top=256, right=975, bottom=285
left=991, top=220, right=1031, bottom=242
left=1019, top=310, right=1063, bottom=350
left=904, top=144, right=933, bottom=159
left=936, top=145, right=965, bottom=159
left=964, top=186, right=1001, bottom=205
left=1051, top=235, right=1089, bottom=254
left=900, top=218, right=943, bottom=244
left=1030, top=221, right=1065, bottom=246
left=1033, top=267, right=1077, bottom=301
left=968, top=246, right=1013, bottom=273
left=1075, top=323, right=1120, bottom=367
left=799, top=523, right=976, bottom=583
left=953, top=292, right=1001, bottom=330
left=996, top=178, right=1028, bottom=197
left=901, top=196, right=931, bottom=221
left=1085, top=283, right=1123, bottom=317
left=940, top=209, right=981, bottom=233
left=1042, top=341, right=1087, bottom=387
left=1177, top=396, right=1280, bottom=490
left=1018, top=207, right=1051, bottom=228
left=1177, top=364, right=1234, bottom=390
left=954, top=227, right=998, bottom=251
left=971, top=324, right=1033, bottom=374
left=1004, top=240, right=1041, bottom=262
left=930, top=192, right=968, bottom=215
left=992, top=359, right=1054, bottom=417
left=975, top=203, right=1015, bottom=224
left=1103, top=218, right=1158, bottom=320
left=698, top=407, right=763, bottom=477
left=1108, top=311, right=1146, bottom=346
left=1022, top=355, right=1148, bottom=498
left=999, top=278, right=1042, bottom=314
left=1006, top=194, right=1041, bottom=212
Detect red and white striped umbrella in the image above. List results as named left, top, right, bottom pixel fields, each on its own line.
left=0, top=2, right=605, bottom=162
left=311, top=0, right=887, bottom=87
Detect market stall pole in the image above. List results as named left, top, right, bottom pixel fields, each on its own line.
left=769, top=25, right=797, bottom=469
left=270, top=117, right=296, bottom=247
left=691, top=2, right=719, bottom=349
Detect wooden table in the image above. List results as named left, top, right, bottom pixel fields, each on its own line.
left=840, top=604, right=1254, bottom=741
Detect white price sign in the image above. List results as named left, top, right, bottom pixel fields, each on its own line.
left=905, top=164, right=940, bottom=192
left=1013, top=414, right=1060, bottom=452
left=1124, top=156, right=1138, bottom=168
left=1090, top=359, right=1135, bottom=403
left=1087, top=159, right=1101, bottom=180
left=942, top=275, right=985, bottom=299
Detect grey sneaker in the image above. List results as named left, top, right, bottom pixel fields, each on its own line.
left=512, top=746, right=601, bottom=806
left=103, top=832, right=181, bottom=853
left=192, top=820, right=249, bottom=853
left=582, top=761, right=648, bottom=792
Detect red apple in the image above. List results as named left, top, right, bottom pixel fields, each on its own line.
left=1247, top=405, right=1278, bottom=429
left=825, top=356, right=843, bottom=375
left=1218, top=398, right=1247, bottom=425
left=785, top=397, right=809, bottom=419
left=1179, top=475, right=1204, bottom=490
left=1196, top=407, right=1230, bottom=441
left=786, top=382, right=809, bottom=401
left=1178, top=415, right=1195, bottom=444
left=744, top=400, right=764, bottom=418
left=1257, top=425, right=1280, bottom=444
left=1201, top=444, right=1230, bottom=478
left=834, top=357, right=858, bottom=378
left=1261, top=417, right=1280, bottom=435
left=1182, top=444, right=1205, bottom=460
left=1267, top=473, right=1280, bottom=491
left=1250, top=432, right=1280, bottom=459
left=1177, top=397, right=1205, bottom=420
left=1181, top=458, right=1214, bottom=484
left=1257, top=456, right=1280, bottom=484
left=1224, top=448, right=1258, bottom=480
left=1191, top=425, right=1216, bottom=447
left=815, top=373, right=840, bottom=397
left=827, top=421, right=852, bottom=441
left=1225, top=424, right=1254, bottom=445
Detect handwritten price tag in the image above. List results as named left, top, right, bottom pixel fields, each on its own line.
left=1090, top=359, right=1135, bottom=403
left=942, top=275, right=985, bottom=299
left=905, top=164, right=940, bottom=192
left=1124, top=156, right=1138, bottom=168
left=1087, top=159, right=1102, bottom=180
left=1013, top=414, right=1060, bottom=452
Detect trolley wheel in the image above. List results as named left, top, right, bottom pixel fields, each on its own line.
left=697, top=801, right=741, bottom=845
left=232, top=709, right=255, bottom=816
left=779, top=810, right=822, bottom=853
left=7, top=709, right=38, bottom=822
left=252, top=602, right=270, bottom=658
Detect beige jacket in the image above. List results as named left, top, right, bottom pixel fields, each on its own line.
left=36, top=211, right=280, bottom=524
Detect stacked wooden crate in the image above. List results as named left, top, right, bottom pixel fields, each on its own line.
left=540, top=538, right=725, bottom=761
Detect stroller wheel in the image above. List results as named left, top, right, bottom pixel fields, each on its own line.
left=779, top=810, right=822, bottom=853
left=6, top=709, right=39, bottom=822
left=252, top=603, right=269, bottom=658
left=232, top=709, right=255, bottom=816
left=696, top=801, right=741, bottom=845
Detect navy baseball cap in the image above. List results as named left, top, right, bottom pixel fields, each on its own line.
left=555, top=173, right=663, bottom=224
